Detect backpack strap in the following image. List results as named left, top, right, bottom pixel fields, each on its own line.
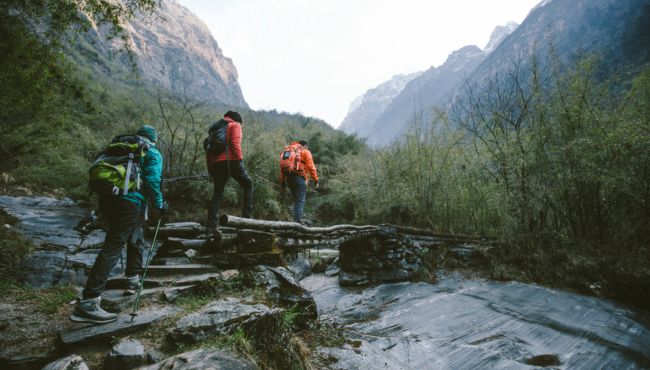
left=123, top=152, right=134, bottom=195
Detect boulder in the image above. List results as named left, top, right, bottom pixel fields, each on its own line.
left=105, top=338, right=146, bottom=369
left=254, top=266, right=317, bottom=327
left=168, top=298, right=276, bottom=343
left=140, top=349, right=255, bottom=370
left=42, top=355, right=89, bottom=370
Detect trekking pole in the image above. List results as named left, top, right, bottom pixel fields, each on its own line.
left=129, top=217, right=162, bottom=323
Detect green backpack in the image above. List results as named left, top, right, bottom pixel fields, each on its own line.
left=89, top=135, right=150, bottom=196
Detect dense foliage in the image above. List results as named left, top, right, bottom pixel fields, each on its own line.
left=324, top=57, right=650, bottom=305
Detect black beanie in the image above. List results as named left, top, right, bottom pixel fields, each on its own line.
left=224, top=111, right=242, bottom=123
left=299, top=140, right=309, bottom=146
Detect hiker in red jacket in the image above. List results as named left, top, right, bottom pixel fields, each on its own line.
left=206, top=111, right=253, bottom=233
left=279, top=140, right=319, bottom=224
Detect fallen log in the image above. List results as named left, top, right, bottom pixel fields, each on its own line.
left=148, top=222, right=204, bottom=239
left=219, top=215, right=378, bottom=235
left=164, top=237, right=207, bottom=250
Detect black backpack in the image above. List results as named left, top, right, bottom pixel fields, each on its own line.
left=203, top=119, right=229, bottom=155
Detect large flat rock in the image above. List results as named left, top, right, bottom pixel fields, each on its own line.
left=59, top=306, right=181, bottom=347
left=168, top=298, right=276, bottom=343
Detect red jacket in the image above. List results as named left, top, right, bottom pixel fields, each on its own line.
left=279, top=142, right=319, bottom=184
left=206, top=117, right=243, bottom=166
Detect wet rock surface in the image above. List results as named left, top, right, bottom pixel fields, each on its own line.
left=0, top=196, right=124, bottom=289
left=303, top=273, right=650, bottom=369
left=141, top=348, right=256, bottom=370
left=168, top=298, right=276, bottom=343
left=0, top=196, right=104, bottom=249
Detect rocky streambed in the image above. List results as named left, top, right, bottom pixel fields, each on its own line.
left=1, top=195, right=649, bottom=369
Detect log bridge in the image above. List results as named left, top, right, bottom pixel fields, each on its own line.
left=147, top=215, right=490, bottom=285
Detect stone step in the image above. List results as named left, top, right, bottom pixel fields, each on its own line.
left=60, top=306, right=181, bottom=347
left=145, top=264, right=219, bottom=276
left=105, top=276, right=169, bottom=290
left=101, top=288, right=166, bottom=313
left=152, top=257, right=193, bottom=265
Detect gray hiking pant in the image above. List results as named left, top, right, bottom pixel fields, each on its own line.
left=82, top=197, right=144, bottom=299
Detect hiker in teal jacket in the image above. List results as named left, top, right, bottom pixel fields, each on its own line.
left=70, top=125, right=167, bottom=324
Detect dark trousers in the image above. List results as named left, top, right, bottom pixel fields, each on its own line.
left=83, top=197, right=144, bottom=299
left=207, top=160, right=254, bottom=226
left=286, top=173, right=307, bottom=223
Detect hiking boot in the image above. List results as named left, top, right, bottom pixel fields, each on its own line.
left=124, top=275, right=141, bottom=296
left=69, top=297, right=117, bottom=324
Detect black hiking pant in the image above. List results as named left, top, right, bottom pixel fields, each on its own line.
left=82, top=196, right=144, bottom=299
left=207, top=160, right=254, bottom=227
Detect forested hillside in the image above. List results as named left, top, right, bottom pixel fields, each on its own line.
left=0, top=0, right=364, bottom=224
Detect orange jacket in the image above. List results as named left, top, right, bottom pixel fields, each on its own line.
left=206, top=117, right=243, bottom=167
left=279, top=142, right=318, bottom=184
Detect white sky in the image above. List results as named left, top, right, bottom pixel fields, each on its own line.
left=178, top=0, right=541, bottom=128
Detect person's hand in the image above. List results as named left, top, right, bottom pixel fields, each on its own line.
left=152, top=201, right=169, bottom=223
left=160, top=201, right=169, bottom=216
left=314, top=181, right=319, bottom=189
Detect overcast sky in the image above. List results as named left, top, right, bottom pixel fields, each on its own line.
left=178, top=0, right=541, bottom=128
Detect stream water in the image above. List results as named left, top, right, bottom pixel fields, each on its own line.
left=303, top=274, right=650, bottom=369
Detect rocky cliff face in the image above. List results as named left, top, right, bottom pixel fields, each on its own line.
left=468, top=0, right=650, bottom=88
left=75, top=0, right=247, bottom=108
left=339, top=72, right=421, bottom=137
left=484, top=22, right=519, bottom=54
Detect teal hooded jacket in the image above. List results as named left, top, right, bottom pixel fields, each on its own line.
left=121, top=139, right=164, bottom=209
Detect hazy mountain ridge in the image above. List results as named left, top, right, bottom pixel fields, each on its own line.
left=341, top=0, right=650, bottom=147
left=70, top=0, right=247, bottom=108
left=366, top=45, right=486, bottom=147
left=339, top=72, right=421, bottom=138
left=340, top=21, right=516, bottom=146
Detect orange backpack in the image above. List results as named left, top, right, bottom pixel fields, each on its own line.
left=280, top=143, right=303, bottom=175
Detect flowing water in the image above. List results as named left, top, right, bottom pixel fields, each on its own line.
left=303, top=274, right=650, bottom=369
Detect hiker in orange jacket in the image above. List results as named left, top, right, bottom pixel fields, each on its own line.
left=279, top=140, right=318, bottom=224
left=206, top=111, right=253, bottom=232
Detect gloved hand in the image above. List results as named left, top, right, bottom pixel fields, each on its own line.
left=160, top=200, right=169, bottom=213
left=151, top=201, right=169, bottom=222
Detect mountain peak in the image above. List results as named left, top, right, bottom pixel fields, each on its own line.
left=483, top=21, right=519, bottom=54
